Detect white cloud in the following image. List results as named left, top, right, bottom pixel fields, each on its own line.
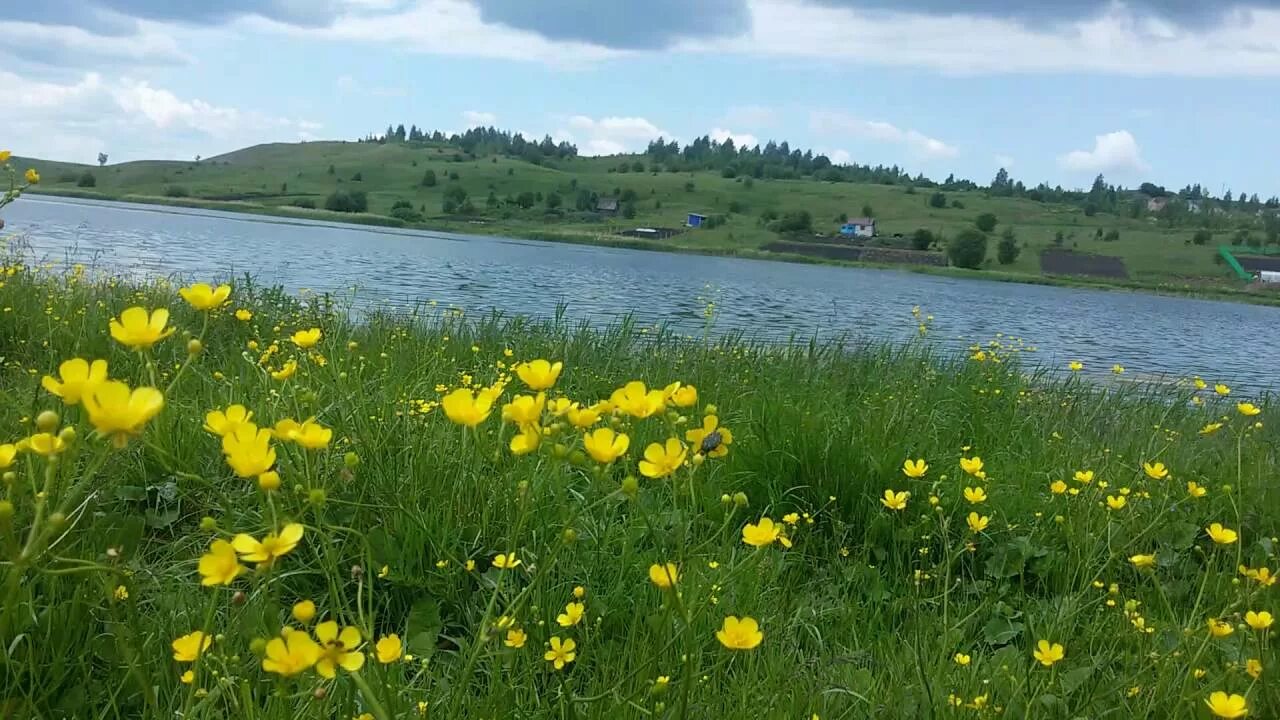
left=1, top=70, right=318, bottom=163
left=810, top=110, right=959, bottom=160
left=828, top=149, right=852, bottom=165
left=0, top=19, right=190, bottom=67
left=1058, top=130, right=1149, bottom=174
left=710, top=127, right=760, bottom=149
left=557, top=115, right=670, bottom=156
left=679, top=0, right=1280, bottom=76
left=462, top=110, right=498, bottom=127
left=995, top=154, right=1015, bottom=168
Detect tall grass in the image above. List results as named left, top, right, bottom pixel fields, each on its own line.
left=0, top=260, right=1275, bottom=719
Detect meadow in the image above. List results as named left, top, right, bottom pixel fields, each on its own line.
left=0, top=248, right=1276, bottom=718
left=16, top=140, right=1260, bottom=295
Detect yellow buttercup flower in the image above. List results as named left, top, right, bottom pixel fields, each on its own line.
left=271, top=360, right=297, bottom=381
left=954, top=653, right=971, bottom=666
left=1049, top=480, right=1068, bottom=495
left=1073, top=469, right=1094, bottom=484
left=556, top=602, right=584, bottom=627
left=1111, top=364, right=1125, bottom=374
left=197, top=539, right=245, bottom=586
left=515, top=359, right=562, bottom=390
left=492, top=552, right=521, bottom=570
left=544, top=636, right=576, bottom=669
left=716, top=616, right=762, bottom=650
left=648, top=562, right=679, bottom=589
left=1186, top=481, right=1207, bottom=498
left=291, top=328, right=322, bottom=348
left=375, top=634, right=403, bottom=663
left=232, top=523, right=304, bottom=566
left=171, top=631, right=212, bottom=662
left=880, top=489, right=909, bottom=511
left=611, top=381, right=666, bottom=419
left=504, top=628, right=527, bottom=648
left=0, top=444, right=15, bottom=470
left=1142, top=462, right=1168, bottom=480
left=203, top=404, right=254, bottom=436
left=742, top=517, right=781, bottom=547
left=1032, top=640, right=1064, bottom=667
left=441, top=388, right=495, bottom=427
left=24, top=168, right=39, bottom=184
left=501, top=392, right=546, bottom=426
left=1199, top=422, right=1224, bottom=436
left=1237, top=402, right=1262, bottom=416
left=0, top=151, right=9, bottom=163
left=685, top=414, right=733, bottom=458
left=668, top=383, right=698, bottom=407
left=639, top=438, right=687, bottom=478
left=1207, top=618, right=1234, bottom=638
left=41, top=358, right=108, bottom=405
left=1068, top=361, right=1083, bottom=371
left=1106, top=495, right=1127, bottom=510
left=82, top=381, right=165, bottom=448
left=902, top=458, right=928, bottom=478
left=963, top=486, right=987, bottom=504
left=1206, top=523, right=1238, bottom=545
left=109, top=307, right=174, bottom=349
left=222, top=425, right=276, bottom=478
left=583, top=427, right=630, bottom=464
left=1245, top=658, right=1262, bottom=679
left=292, top=600, right=317, bottom=623
left=966, top=512, right=989, bottom=533
left=273, top=417, right=332, bottom=449
left=178, top=283, right=231, bottom=311
left=314, top=621, right=364, bottom=678
left=27, top=433, right=66, bottom=457
left=959, top=456, right=984, bottom=476
left=509, top=425, right=541, bottom=455
left=262, top=629, right=321, bottom=676
left=1245, top=610, right=1273, bottom=631
left=1214, top=383, right=1230, bottom=396
left=565, top=403, right=602, bottom=428
left=1204, top=691, right=1247, bottom=718
left=234, top=308, right=253, bottom=321
left=1129, top=553, right=1156, bottom=570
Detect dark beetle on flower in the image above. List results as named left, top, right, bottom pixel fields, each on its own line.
left=700, top=430, right=723, bottom=455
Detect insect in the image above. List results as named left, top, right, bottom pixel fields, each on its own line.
left=699, top=430, right=723, bottom=455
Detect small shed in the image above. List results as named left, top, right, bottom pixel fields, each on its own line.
left=839, top=217, right=876, bottom=238
left=596, top=197, right=619, bottom=215
left=687, top=213, right=708, bottom=228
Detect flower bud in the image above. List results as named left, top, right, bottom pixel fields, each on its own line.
left=568, top=450, right=587, bottom=467
left=733, top=492, right=748, bottom=508
left=704, top=404, right=718, bottom=416
left=187, top=338, right=203, bottom=356
left=2, top=471, right=14, bottom=485
left=561, top=527, right=577, bottom=545
left=308, top=488, right=326, bottom=507
left=299, top=390, right=317, bottom=405
left=351, top=564, right=365, bottom=580
left=58, top=426, right=76, bottom=445
left=620, top=475, right=639, bottom=498
left=258, top=471, right=281, bottom=492
left=691, top=453, right=705, bottom=466
left=720, top=493, right=732, bottom=505
left=35, top=410, right=59, bottom=433
left=343, top=452, right=360, bottom=469
left=231, top=591, right=247, bottom=606
left=313, top=686, right=327, bottom=700
left=249, top=638, right=268, bottom=656
left=0, top=500, right=13, bottom=523
left=48, top=511, right=67, bottom=530
left=199, top=516, right=217, bottom=532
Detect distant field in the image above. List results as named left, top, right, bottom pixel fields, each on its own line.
left=12, top=141, right=1261, bottom=293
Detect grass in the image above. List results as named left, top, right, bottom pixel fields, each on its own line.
left=0, top=260, right=1277, bottom=719
left=14, top=141, right=1267, bottom=296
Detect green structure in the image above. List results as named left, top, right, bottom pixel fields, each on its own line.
left=1218, top=245, right=1253, bottom=281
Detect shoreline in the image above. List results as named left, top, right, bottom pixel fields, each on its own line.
left=25, top=187, right=1280, bottom=308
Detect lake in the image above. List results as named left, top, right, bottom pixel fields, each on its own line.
left=4, top=196, right=1279, bottom=392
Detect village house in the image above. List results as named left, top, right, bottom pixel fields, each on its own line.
left=839, top=217, right=876, bottom=238
left=596, top=197, right=619, bottom=216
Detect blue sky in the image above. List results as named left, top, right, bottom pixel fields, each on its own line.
left=5, top=0, right=1280, bottom=196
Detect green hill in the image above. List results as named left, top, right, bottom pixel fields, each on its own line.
left=12, top=140, right=1278, bottom=297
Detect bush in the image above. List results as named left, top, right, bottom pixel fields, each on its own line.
left=545, top=191, right=562, bottom=210
left=911, top=228, right=935, bottom=251
left=975, top=212, right=998, bottom=232
left=76, top=171, right=96, bottom=188
left=1084, top=202, right=1098, bottom=217
left=951, top=200, right=965, bottom=209
left=448, top=171, right=460, bottom=181
left=421, top=170, right=437, bottom=187
left=514, top=191, right=536, bottom=209
left=164, top=185, right=190, bottom=198
left=351, top=172, right=363, bottom=182
left=1192, top=229, right=1212, bottom=246
left=619, top=188, right=638, bottom=203
left=291, top=198, right=316, bottom=209
left=621, top=201, right=637, bottom=219
left=684, top=181, right=695, bottom=193
left=996, top=228, right=1020, bottom=265
left=324, top=189, right=368, bottom=213
left=721, top=165, right=738, bottom=179
left=771, top=210, right=813, bottom=234
left=1103, top=229, right=1121, bottom=242
left=947, top=229, right=988, bottom=269
left=728, top=200, right=745, bottom=214
left=929, top=192, right=947, bottom=209
left=389, top=205, right=424, bottom=223
left=743, top=177, right=755, bottom=189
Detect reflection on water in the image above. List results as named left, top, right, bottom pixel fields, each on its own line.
left=4, top=196, right=1280, bottom=392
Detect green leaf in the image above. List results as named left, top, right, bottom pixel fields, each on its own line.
left=981, top=616, right=1024, bottom=645
left=405, top=597, right=442, bottom=659
left=1060, top=665, right=1093, bottom=694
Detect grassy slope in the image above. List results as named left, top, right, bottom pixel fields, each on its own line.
left=16, top=142, right=1248, bottom=286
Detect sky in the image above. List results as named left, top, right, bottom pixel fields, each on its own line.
left=4, top=0, right=1280, bottom=196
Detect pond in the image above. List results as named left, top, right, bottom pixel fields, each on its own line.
left=4, top=196, right=1279, bottom=392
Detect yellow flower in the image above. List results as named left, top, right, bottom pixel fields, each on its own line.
left=1246, top=658, right=1262, bottom=679
left=880, top=489, right=909, bottom=511
left=1204, top=692, right=1248, bottom=719
left=1073, top=469, right=1094, bottom=484
left=441, top=388, right=495, bottom=427
left=273, top=417, right=332, bottom=449
left=222, top=425, right=276, bottom=478
left=232, top=523, right=304, bottom=566
left=959, top=456, right=984, bottom=476
left=954, top=653, right=971, bottom=666
left=27, top=433, right=66, bottom=457
left=668, top=383, right=698, bottom=407
left=963, top=486, right=987, bottom=504
left=782, top=512, right=799, bottom=525
left=742, top=517, right=781, bottom=547
left=1244, top=567, right=1276, bottom=587
left=203, top=404, right=254, bottom=436
left=292, top=600, right=317, bottom=623
left=544, top=636, right=577, bottom=669
left=716, top=615, right=763, bottom=650
left=515, top=359, right=562, bottom=390
left=1049, top=480, right=1068, bottom=495
left=501, top=392, right=546, bottom=426
left=1206, top=523, right=1238, bottom=545
left=556, top=602, right=585, bottom=627
left=1068, top=361, right=1083, bottom=371
left=573, top=586, right=585, bottom=599
left=1207, top=618, right=1234, bottom=638
left=262, top=629, right=322, bottom=676
left=171, top=631, right=212, bottom=662
left=234, top=309, right=253, bottom=321
left=291, top=328, right=322, bottom=349
left=583, top=427, right=630, bottom=464
left=565, top=403, right=602, bottom=428
left=314, top=621, right=364, bottom=678
left=82, top=381, right=165, bottom=447
left=0, top=151, right=9, bottom=163
left=509, top=425, right=541, bottom=455
left=1245, top=610, right=1273, bottom=631
left=685, top=415, right=733, bottom=458
left=1032, top=640, right=1064, bottom=667
left=639, top=438, right=687, bottom=479
left=41, top=358, right=108, bottom=405
left=611, top=381, right=666, bottom=419
left=271, top=360, right=297, bottom=381
left=113, top=585, right=129, bottom=601
left=1106, top=495, right=1127, bottom=510
left=1112, top=364, right=1125, bottom=374
left=1142, top=462, right=1168, bottom=480
left=648, top=562, right=679, bottom=589
left=24, top=168, right=40, bottom=184
left=492, top=552, right=521, bottom=570
left=1186, top=481, right=1207, bottom=498
left=374, top=634, right=403, bottom=663
left=109, top=307, right=174, bottom=349
left=1129, top=553, right=1156, bottom=570
left=1199, top=422, right=1224, bottom=436
left=1237, top=402, right=1262, bottom=416
left=902, top=458, right=928, bottom=478
left=180, top=670, right=194, bottom=684
left=178, top=283, right=231, bottom=311
left=966, top=512, right=989, bottom=533
left=198, top=539, right=245, bottom=586
left=1215, top=383, right=1231, bottom=396
left=0, top=444, right=15, bottom=470
left=504, top=628, right=527, bottom=648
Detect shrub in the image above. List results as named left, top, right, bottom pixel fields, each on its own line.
left=996, top=228, right=1020, bottom=265
left=621, top=201, right=637, bottom=219
left=324, top=189, right=368, bottom=213
left=421, top=170, right=437, bottom=187
left=545, top=191, right=563, bottom=210
left=389, top=205, right=424, bottom=223
left=1084, top=202, right=1098, bottom=217
left=1192, top=229, right=1212, bottom=246
left=975, top=212, right=998, bottom=232
left=76, top=171, right=96, bottom=188
left=728, top=200, right=745, bottom=214
left=514, top=191, right=536, bottom=209
left=1104, top=229, right=1121, bottom=242
left=743, top=177, right=755, bottom=189
left=770, top=210, right=813, bottom=234
left=351, top=171, right=363, bottom=182
left=951, top=200, right=965, bottom=209
left=929, top=192, right=947, bottom=209
left=911, top=228, right=935, bottom=251
left=947, top=229, right=988, bottom=269
left=164, top=185, right=189, bottom=198
left=684, top=181, right=695, bottom=193
left=448, top=171, right=460, bottom=181
left=721, top=165, right=738, bottom=179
